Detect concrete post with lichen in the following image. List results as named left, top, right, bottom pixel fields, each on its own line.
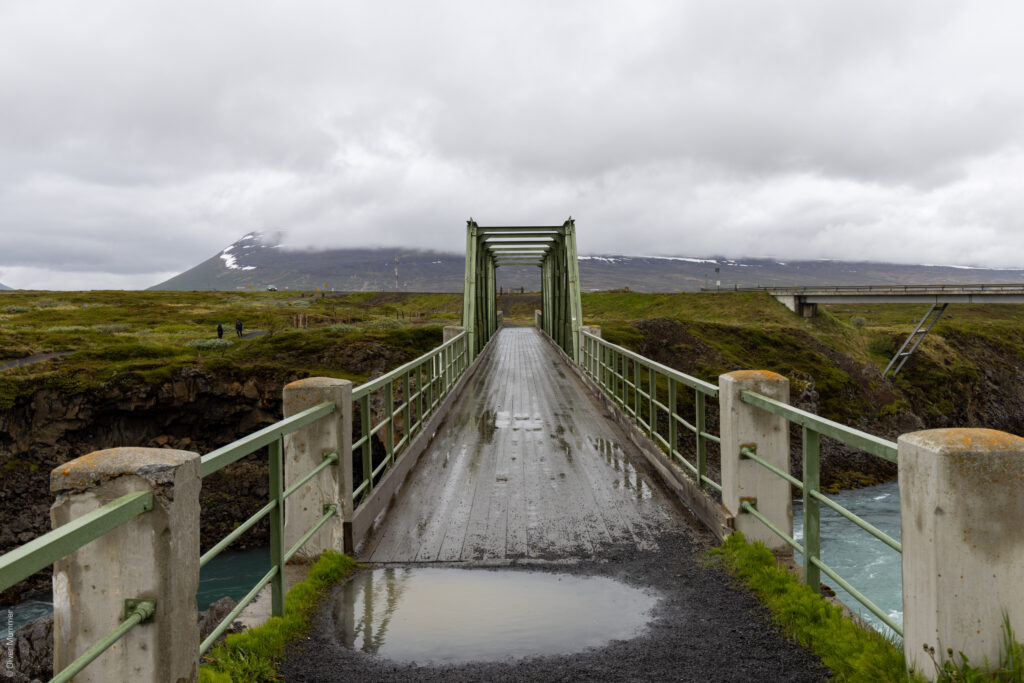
left=443, top=326, right=464, bottom=343
left=718, top=370, right=792, bottom=550
left=899, top=428, right=1024, bottom=679
left=50, top=448, right=200, bottom=683
left=283, top=377, right=351, bottom=556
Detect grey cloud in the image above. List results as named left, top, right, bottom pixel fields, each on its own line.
left=2, top=0, right=1024, bottom=289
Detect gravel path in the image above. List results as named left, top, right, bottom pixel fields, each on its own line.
left=280, top=519, right=828, bottom=682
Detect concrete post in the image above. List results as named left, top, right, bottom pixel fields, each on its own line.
left=718, top=370, right=792, bottom=549
left=283, top=378, right=352, bottom=556
left=898, top=428, right=1024, bottom=678
left=50, top=448, right=200, bottom=683
left=443, top=325, right=465, bottom=343
left=535, top=309, right=541, bottom=328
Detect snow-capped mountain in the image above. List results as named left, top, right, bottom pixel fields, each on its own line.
left=152, top=232, right=1024, bottom=292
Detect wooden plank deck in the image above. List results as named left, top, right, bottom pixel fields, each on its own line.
left=358, top=327, right=683, bottom=564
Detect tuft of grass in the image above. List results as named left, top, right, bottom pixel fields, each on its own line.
left=924, top=613, right=1024, bottom=682
left=188, top=339, right=235, bottom=350
left=2, top=305, right=29, bottom=314
left=200, top=551, right=358, bottom=682
left=92, top=323, right=132, bottom=334
left=708, top=532, right=908, bottom=682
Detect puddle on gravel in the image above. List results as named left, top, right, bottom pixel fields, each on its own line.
left=332, top=568, right=658, bottom=664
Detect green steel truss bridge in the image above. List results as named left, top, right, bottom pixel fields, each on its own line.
left=2, top=219, right=1023, bottom=680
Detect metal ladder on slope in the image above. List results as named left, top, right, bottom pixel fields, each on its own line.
left=883, top=303, right=948, bottom=378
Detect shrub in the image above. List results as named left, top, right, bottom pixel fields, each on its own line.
left=367, top=317, right=403, bottom=330
left=45, top=325, right=89, bottom=332
left=327, top=324, right=358, bottom=333
left=34, top=298, right=71, bottom=309
left=188, top=339, right=234, bottom=351
left=850, top=316, right=867, bottom=329
left=1, top=305, right=29, bottom=314
left=93, top=323, right=132, bottom=334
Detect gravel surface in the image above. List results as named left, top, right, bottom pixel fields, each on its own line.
left=280, top=510, right=829, bottom=682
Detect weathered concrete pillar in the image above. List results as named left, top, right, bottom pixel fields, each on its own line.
left=899, top=428, right=1024, bottom=678
left=534, top=309, right=541, bottom=328
left=719, top=371, right=792, bottom=549
left=283, top=378, right=352, bottom=556
left=443, top=325, right=465, bottom=343
left=50, top=448, right=200, bottom=683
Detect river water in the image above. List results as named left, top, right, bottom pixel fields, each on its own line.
left=9, top=483, right=905, bottom=639
left=794, top=480, right=902, bottom=638
left=8, top=546, right=270, bottom=632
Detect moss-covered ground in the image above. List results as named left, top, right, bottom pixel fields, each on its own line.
left=0, top=290, right=462, bottom=409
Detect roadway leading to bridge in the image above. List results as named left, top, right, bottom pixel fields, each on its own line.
left=280, top=328, right=828, bottom=681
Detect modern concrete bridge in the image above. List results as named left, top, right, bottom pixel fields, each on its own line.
left=3, top=220, right=1024, bottom=682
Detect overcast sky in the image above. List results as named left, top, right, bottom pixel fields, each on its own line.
left=2, top=1, right=1024, bottom=289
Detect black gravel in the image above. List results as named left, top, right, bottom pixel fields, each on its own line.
left=279, top=509, right=829, bottom=682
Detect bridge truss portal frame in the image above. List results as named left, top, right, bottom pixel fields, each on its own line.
left=462, top=218, right=583, bottom=361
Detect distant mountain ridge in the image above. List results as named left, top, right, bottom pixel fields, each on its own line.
left=152, top=232, right=1024, bottom=292
left=0, top=282, right=11, bottom=290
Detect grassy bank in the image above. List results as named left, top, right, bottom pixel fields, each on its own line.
left=580, top=290, right=1024, bottom=429
left=200, top=550, right=358, bottom=682
left=0, top=290, right=462, bottom=409
left=710, top=533, right=1024, bottom=682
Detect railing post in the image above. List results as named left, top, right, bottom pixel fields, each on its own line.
left=268, top=436, right=285, bottom=616
left=667, top=378, right=678, bottom=461
left=898, top=428, right=1024, bottom=678
left=719, top=370, right=792, bottom=550
left=283, top=378, right=352, bottom=555
left=50, top=448, right=200, bottom=682
left=695, top=391, right=707, bottom=488
left=802, top=428, right=821, bottom=592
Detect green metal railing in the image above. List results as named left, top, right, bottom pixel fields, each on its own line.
left=0, top=327, right=475, bottom=680
left=351, top=330, right=468, bottom=506
left=578, top=328, right=903, bottom=638
left=198, top=400, right=340, bottom=654
left=580, top=330, right=722, bottom=492
left=0, top=491, right=155, bottom=682
left=736, top=390, right=902, bottom=637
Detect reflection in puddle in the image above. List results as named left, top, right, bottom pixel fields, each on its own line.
left=333, top=568, right=658, bottom=664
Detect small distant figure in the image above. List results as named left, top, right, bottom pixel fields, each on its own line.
left=216, top=323, right=223, bottom=339
left=235, top=319, right=243, bottom=338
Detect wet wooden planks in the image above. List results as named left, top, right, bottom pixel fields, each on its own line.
left=358, top=327, right=680, bottom=564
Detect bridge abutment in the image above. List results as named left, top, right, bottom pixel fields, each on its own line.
left=50, top=448, right=201, bottom=682
left=719, top=371, right=793, bottom=550
left=898, top=428, right=1024, bottom=678
left=283, top=378, right=352, bottom=556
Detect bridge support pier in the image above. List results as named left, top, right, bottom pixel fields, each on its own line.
left=50, top=448, right=201, bottom=683
left=773, top=294, right=817, bottom=317
left=719, top=371, right=792, bottom=550
left=898, top=428, right=1024, bottom=679
left=283, top=378, right=352, bottom=555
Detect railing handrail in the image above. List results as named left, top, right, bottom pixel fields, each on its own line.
left=581, top=329, right=718, bottom=396
left=0, top=490, right=153, bottom=594
left=353, top=329, right=466, bottom=399
left=200, top=402, right=336, bottom=477
left=740, top=391, right=898, bottom=463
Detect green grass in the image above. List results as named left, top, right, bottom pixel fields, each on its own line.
left=578, top=291, right=1024, bottom=427
left=0, top=290, right=462, bottom=409
left=708, top=532, right=907, bottom=682
left=200, top=551, right=358, bottom=682
left=709, top=533, right=1024, bottom=682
